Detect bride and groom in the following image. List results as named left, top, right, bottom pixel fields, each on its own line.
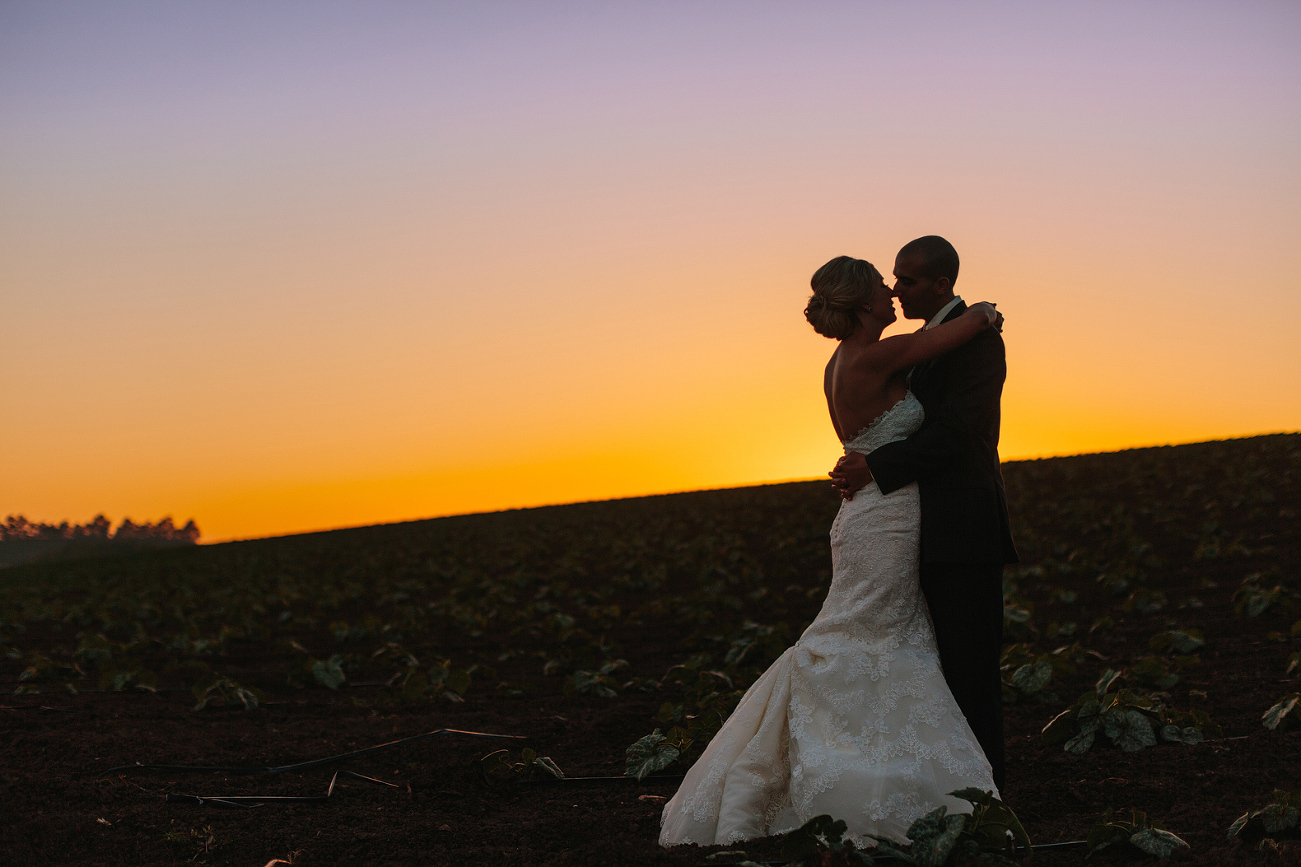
left=660, top=235, right=1018, bottom=847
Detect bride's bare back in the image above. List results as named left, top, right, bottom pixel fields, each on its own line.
left=825, top=347, right=908, bottom=443
left=823, top=307, right=1000, bottom=444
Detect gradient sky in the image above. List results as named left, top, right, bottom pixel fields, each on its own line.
left=3, top=1, right=1299, bottom=542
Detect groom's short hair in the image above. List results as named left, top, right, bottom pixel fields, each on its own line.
left=899, top=236, right=959, bottom=287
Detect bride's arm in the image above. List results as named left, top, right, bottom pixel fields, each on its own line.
left=873, top=302, right=1002, bottom=375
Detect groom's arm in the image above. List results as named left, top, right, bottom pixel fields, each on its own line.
left=866, top=331, right=1006, bottom=495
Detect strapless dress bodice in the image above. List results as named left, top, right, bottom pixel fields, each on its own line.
left=841, top=391, right=924, bottom=455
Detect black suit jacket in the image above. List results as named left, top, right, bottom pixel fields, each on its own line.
left=865, top=301, right=1018, bottom=565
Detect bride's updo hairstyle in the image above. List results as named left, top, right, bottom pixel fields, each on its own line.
left=805, top=256, right=879, bottom=340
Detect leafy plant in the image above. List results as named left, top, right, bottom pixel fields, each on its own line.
left=648, top=655, right=746, bottom=760
left=1228, top=789, right=1301, bottom=844
left=626, top=727, right=692, bottom=780
left=97, top=663, right=158, bottom=693
left=866, top=789, right=1030, bottom=866
left=725, top=620, right=792, bottom=668
left=1149, top=628, right=1204, bottom=654
left=1002, top=595, right=1036, bottom=641
left=1045, top=621, right=1077, bottom=639
left=15, top=650, right=83, bottom=693
left=480, top=747, right=564, bottom=781
left=312, top=654, right=347, bottom=689
left=564, top=658, right=627, bottom=698
left=191, top=674, right=263, bottom=711
left=1262, top=693, right=1299, bottom=731
left=1000, top=642, right=1085, bottom=703
left=1122, top=588, right=1167, bottom=614
left=1127, top=654, right=1201, bottom=691
left=1042, top=680, right=1221, bottom=754
left=1234, top=573, right=1292, bottom=617
left=428, top=658, right=472, bottom=699
left=1086, top=808, right=1188, bottom=859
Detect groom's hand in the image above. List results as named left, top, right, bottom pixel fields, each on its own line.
left=829, top=453, right=872, bottom=500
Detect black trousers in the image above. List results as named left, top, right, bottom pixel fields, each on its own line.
left=919, top=561, right=1006, bottom=792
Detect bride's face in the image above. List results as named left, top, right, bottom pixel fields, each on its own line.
left=869, top=272, right=897, bottom=325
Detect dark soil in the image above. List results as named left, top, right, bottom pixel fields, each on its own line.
left=2, top=434, right=1299, bottom=866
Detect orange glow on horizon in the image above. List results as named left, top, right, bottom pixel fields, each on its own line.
left=3, top=3, right=1298, bottom=543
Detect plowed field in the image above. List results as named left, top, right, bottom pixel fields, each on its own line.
left=2, top=434, right=1299, bottom=865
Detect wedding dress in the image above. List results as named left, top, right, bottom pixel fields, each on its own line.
left=659, top=392, right=997, bottom=847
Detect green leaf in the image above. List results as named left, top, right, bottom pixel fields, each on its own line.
left=1123, top=588, right=1167, bottom=614
left=1064, top=729, right=1095, bottom=754
left=568, top=669, right=617, bottom=698
left=1102, top=708, right=1157, bottom=751
left=1095, top=668, right=1123, bottom=696
left=1262, top=693, right=1300, bottom=731
left=948, top=787, right=993, bottom=807
left=1131, top=656, right=1179, bottom=690
left=1129, top=827, right=1189, bottom=857
left=1041, top=706, right=1078, bottom=745
left=1258, top=803, right=1300, bottom=834
left=905, top=807, right=964, bottom=867
left=191, top=674, right=262, bottom=711
left=75, top=633, right=114, bottom=664
left=626, top=729, right=680, bottom=780
left=1010, top=659, right=1053, bottom=694
left=949, top=789, right=1032, bottom=852
left=1159, top=724, right=1203, bottom=745
left=1086, top=808, right=1128, bottom=854
left=532, top=755, right=565, bottom=780
left=1227, top=792, right=1301, bottom=843
left=233, top=686, right=261, bottom=709
left=312, top=655, right=346, bottom=690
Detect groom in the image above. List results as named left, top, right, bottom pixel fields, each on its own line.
left=830, top=235, right=1017, bottom=790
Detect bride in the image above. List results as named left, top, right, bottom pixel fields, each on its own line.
left=659, top=255, right=1003, bottom=847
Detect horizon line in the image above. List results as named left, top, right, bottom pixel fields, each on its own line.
left=199, top=429, right=1299, bottom=546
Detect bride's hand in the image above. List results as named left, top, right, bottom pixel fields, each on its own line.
left=971, top=301, right=1003, bottom=333
left=830, top=453, right=872, bottom=500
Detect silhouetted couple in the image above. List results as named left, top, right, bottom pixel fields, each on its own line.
left=661, top=236, right=1016, bottom=847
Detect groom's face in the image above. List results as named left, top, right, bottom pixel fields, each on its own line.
left=892, top=252, right=947, bottom=321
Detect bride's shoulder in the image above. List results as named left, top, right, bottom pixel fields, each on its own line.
left=866, top=331, right=922, bottom=361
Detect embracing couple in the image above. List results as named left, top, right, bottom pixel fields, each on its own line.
left=660, top=235, right=1018, bottom=847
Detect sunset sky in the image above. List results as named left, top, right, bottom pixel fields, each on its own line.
left=3, top=1, right=1298, bottom=542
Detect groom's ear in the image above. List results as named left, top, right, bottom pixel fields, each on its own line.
left=933, top=276, right=952, bottom=296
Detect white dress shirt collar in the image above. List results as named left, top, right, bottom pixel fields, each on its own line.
left=922, top=295, right=964, bottom=331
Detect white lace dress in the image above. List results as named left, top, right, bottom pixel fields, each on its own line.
left=659, top=392, right=997, bottom=847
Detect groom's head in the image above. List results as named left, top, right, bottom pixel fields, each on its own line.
left=893, top=235, right=959, bottom=321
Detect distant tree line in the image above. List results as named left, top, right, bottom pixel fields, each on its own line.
left=0, top=515, right=200, bottom=568
left=1, top=514, right=200, bottom=543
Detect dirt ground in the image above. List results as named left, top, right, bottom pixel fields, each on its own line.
left=2, top=434, right=1299, bottom=865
